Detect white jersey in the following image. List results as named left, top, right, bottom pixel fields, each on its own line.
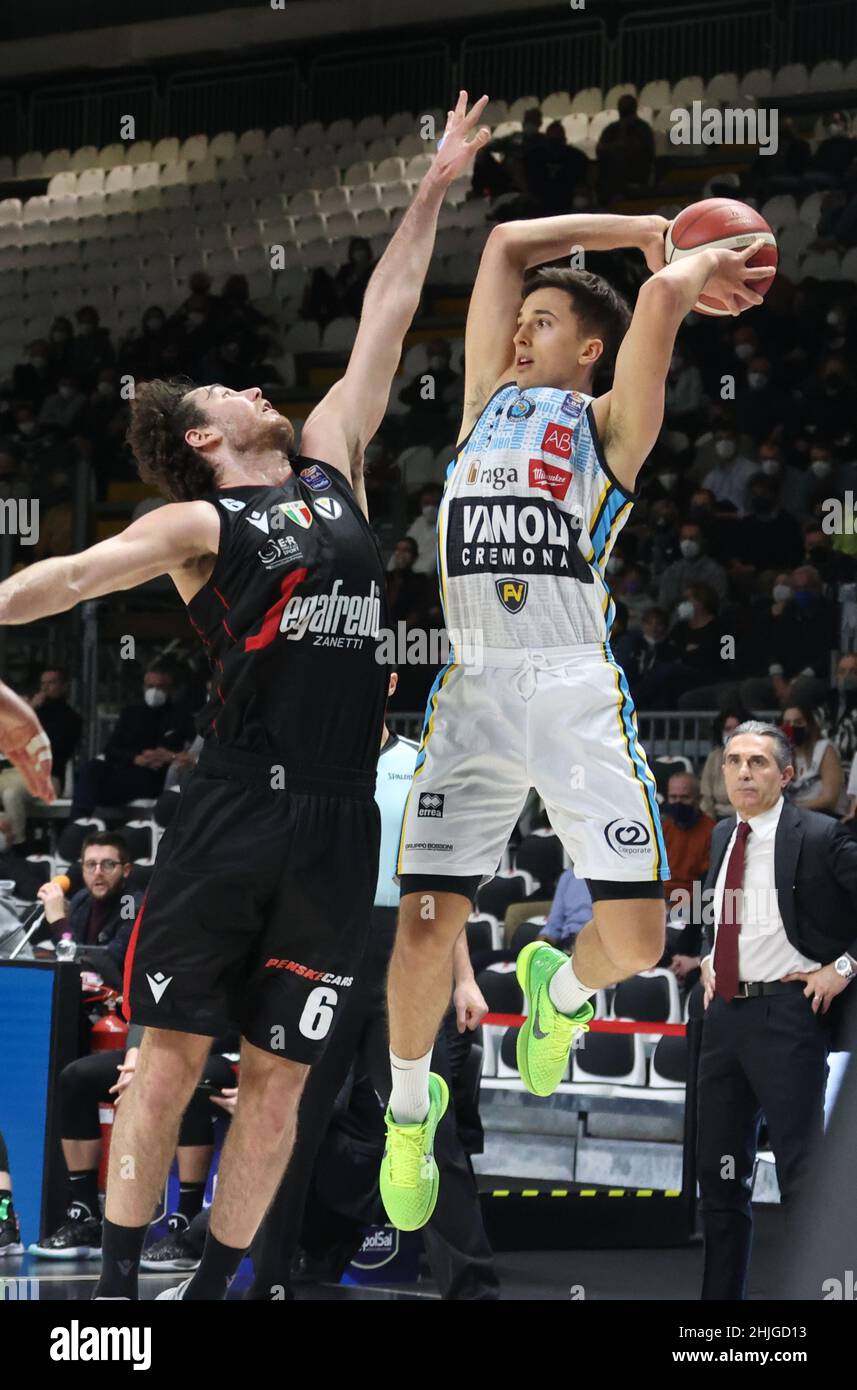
left=438, top=382, right=635, bottom=649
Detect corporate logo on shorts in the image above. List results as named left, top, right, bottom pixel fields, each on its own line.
left=540, top=421, right=573, bottom=460
left=529, top=459, right=573, bottom=501
left=299, top=464, right=331, bottom=491
left=264, top=957, right=353, bottom=986
left=507, top=394, right=535, bottom=420
left=604, top=819, right=652, bottom=857
left=146, top=970, right=172, bottom=1003
left=279, top=577, right=381, bottom=648
left=351, top=1225, right=399, bottom=1270
left=313, top=496, right=343, bottom=521
left=560, top=391, right=585, bottom=420
left=446, top=496, right=592, bottom=582
left=464, top=458, right=519, bottom=490
left=257, top=534, right=302, bottom=571
left=496, top=578, right=528, bottom=613
left=417, top=792, right=445, bottom=818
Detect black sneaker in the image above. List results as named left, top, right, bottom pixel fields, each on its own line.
left=0, top=1198, right=23, bottom=1257
left=29, top=1209, right=102, bottom=1260
left=140, top=1213, right=201, bottom=1272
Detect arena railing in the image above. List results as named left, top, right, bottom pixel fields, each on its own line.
left=616, top=1, right=777, bottom=87
left=164, top=59, right=301, bottom=139
left=306, top=40, right=451, bottom=125
left=459, top=16, right=607, bottom=107
left=28, top=74, right=158, bottom=161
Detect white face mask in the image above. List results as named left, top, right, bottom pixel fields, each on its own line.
left=144, top=687, right=167, bottom=709
left=747, top=372, right=768, bottom=390
left=676, top=599, right=695, bottom=622
left=658, top=473, right=678, bottom=490
left=760, top=458, right=781, bottom=476
left=97, top=381, right=114, bottom=397
left=642, top=633, right=658, bottom=646
left=715, top=439, right=736, bottom=460
left=827, top=310, right=845, bottom=329
left=606, top=556, right=624, bottom=575
left=734, top=343, right=754, bottom=361
left=772, top=583, right=792, bottom=603
left=810, top=458, right=832, bottom=478
left=680, top=539, right=700, bottom=560
left=58, top=385, right=74, bottom=400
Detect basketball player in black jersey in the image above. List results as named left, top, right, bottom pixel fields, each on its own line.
left=0, top=92, right=490, bottom=1301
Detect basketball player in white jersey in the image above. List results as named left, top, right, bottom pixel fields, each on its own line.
left=380, top=210, right=773, bottom=1230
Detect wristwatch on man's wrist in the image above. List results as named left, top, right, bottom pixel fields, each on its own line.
left=833, top=954, right=856, bottom=981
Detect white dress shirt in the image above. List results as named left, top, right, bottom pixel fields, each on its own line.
left=711, top=797, right=821, bottom=982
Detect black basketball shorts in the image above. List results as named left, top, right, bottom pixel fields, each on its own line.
left=122, top=748, right=381, bottom=1066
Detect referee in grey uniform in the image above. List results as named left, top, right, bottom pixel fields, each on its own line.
left=247, top=672, right=499, bottom=1299
left=697, top=720, right=857, bottom=1300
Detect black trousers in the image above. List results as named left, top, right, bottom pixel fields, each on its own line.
left=697, top=988, right=829, bottom=1300
left=60, top=1049, right=235, bottom=1147
left=250, top=908, right=499, bottom=1300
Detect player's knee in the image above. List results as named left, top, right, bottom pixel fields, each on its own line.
left=134, top=1046, right=202, bottom=1113
left=396, top=902, right=463, bottom=959
left=237, top=1055, right=308, bottom=1132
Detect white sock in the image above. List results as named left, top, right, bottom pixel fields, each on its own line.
left=548, top=957, right=595, bottom=1016
left=389, top=1048, right=432, bottom=1124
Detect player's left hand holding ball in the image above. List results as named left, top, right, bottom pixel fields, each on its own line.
left=429, top=90, right=491, bottom=188
left=0, top=679, right=55, bottom=801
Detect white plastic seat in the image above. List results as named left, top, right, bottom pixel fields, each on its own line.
left=355, top=114, right=385, bottom=142
left=741, top=67, right=773, bottom=99
left=209, top=131, right=237, bottom=161
left=47, top=171, right=77, bottom=197
left=366, top=138, right=397, bottom=163
left=295, top=121, right=325, bottom=149
left=355, top=207, right=389, bottom=237
left=377, top=179, right=411, bottom=211
left=760, top=194, right=797, bottom=230
left=294, top=213, right=327, bottom=244
left=317, top=186, right=350, bottom=214
left=76, top=168, right=105, bottom=195
left=541, top=91, right=572, bottom=118
left=325, top=210, right=358, bottom=240
left=70, top=145, right=99, bottom=171
left=384, top=111, right=414, bottom=139
left=605, top=83, right=637, bottom=108
left=672, top=76, right=704, bottom=107
left=152, top=136, right=180, bottom=164
left=638, top=79, right=671, bottom=109
left=104, top=165, right=133, bottom=194
left=16, top=151, right=44, bottom=178
left=344, top=161, right=374, bottom=187
left=404, top=153, right=432, bottom=181
left=237, top=128, right=266, bottom=157
left=288, top=189, right=320, bottom=218
left=284, top=319, right=321, bottom=352
left=187, top=158, right=219, bottom=186
left=349, top=182, right=382, bottom=213
left=96, top=143, right=127, bottom=169
left=326, top=117, right=355, bottom=147
left=42, top=148, right=71, bottom=175
left=773, top=63, right=808, bottom=96
left=481, top=100, right=509, bottom=125
left=180, top=134, right=209, bottom=162
left=561, top=113, right=590, bottom=145
left=589, top=110, right=618, bottom=142
left=798, top=190, right=824, bottom=228
left=373, top=156, right=405, bottom=183
left=705, top=72, right=739, bottom=104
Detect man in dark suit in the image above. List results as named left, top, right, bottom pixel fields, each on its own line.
left=697, top=720, right=857, bottom=1300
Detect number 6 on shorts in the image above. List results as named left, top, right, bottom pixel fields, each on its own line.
left=298, top=986, right=338, bottom=1040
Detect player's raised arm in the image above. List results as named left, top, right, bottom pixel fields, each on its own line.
left=0, top=501, right=220, bottom=626
left=459, top=212, right=669, bottom=440
left=301, top=91, right=490, bottom=512
left=592, top=239, right=775, bottom=494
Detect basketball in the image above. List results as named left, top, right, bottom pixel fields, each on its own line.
left=665, top=197, right=779, bottom=316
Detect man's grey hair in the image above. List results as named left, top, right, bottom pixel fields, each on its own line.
left=723, top=720, right=792, bottom=771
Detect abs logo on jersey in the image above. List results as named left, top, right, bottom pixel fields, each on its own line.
left=495, top=578, right=528, bottom=613
left=464, top=458, right=519, bottom=491
left=417, top=792, right=445, bottom=818
left=540, top=421, right=573, bottom=460
left=506, top=394, right=535, bottom=420
left=604, top=818, right=652, bottom=858
left=299, top=464, right=331, bottom=492
left=313, top=496, right=343, bottom=521
left=529, top=459, right=573, bottom=501
left=257, top=534, right=302, bottom=571
left=560, top=391, right=586, bottom=420
left=277, top=500, right=313, bottom=529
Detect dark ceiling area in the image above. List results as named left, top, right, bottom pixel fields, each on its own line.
left=0, top=0, right=310, bottom=41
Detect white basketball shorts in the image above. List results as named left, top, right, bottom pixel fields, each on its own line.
left=397, top=643, right=670, bottom=886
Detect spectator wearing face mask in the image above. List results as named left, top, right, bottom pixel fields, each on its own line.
left=643, top=497, right=682, bottom=571
left=659, top=773, right=715, bottom=985
left=810, top=111, right=857, bottom=184
left=734, top=355, right=795, bottom=438
left=32, top=468, right=76, bottom=562
left=38, top=376, right=86, bottom=433
left=658, top=523, right=727, bottom=613
left=730, top=476, right=805, bottom=574
left=385, top=537, right=430, bottom=627
left=672, top=584, right=729, bottom=704
left=614, top=605, right=683, bottom=708
left=664, top=347, right=704, bottom=431
left=68, top=306, right=114, bottom=390
left=301, top=238, right=376, bottom=325
left=702, top=425, right=759, bottom=514
left=611, top=560, right=653, bottom=629
left=801, top=521, right=856, bottom=590
left=755, top=439, right=811, bottom=519
left=700, top=708, right=754, bottom=820
left=47, top=317, right=75, bottom=377
left=12, top=339, right=56, bottom=401
left=0, top=450, right=31, bottom=503
left=783, top=703, right=845, bottom=816
left=397, top=338, right=461, bottom=447
left=0, top=666, right=81, bottom=851
left=803, top=441, right=842, bottom=513
left=741, top=566, right=838, bottom=710
left=406, top=484, right=443, bottom=575
left=119, top=306, right=171, bottom=380
left=70, top=665, right=196, bottom=818
left=806, top=356, right=853, bottom=439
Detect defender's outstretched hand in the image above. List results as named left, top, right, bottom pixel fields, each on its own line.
left=0, top=680, right=55, bottom=802
left=429, top=90, right=491, bottom=189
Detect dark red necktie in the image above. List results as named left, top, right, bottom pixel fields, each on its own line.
left=714, top=820, right=752, bottom=1001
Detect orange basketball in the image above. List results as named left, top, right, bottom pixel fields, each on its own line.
left=664, top=197, right=778, bottom=317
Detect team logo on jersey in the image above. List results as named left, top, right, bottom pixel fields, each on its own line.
left=529, top=459, right=573, bottom=501
left=560, top=391, right=585, bottom=419
left=218, top=497, right=247, bottom=511
left=540, top=421, right=573, bottom=460
left=299, top=464, right=331, bottom=491
left=604, top=818, right=652, bottom=858
left=417, top=792, right=445, bottom=818
left=464, top=459, right=519, bottom=491
left=257, top=535, right=302, bottom=571
left=495, top=578, right=528, bottom=613
left=506, top=394, right=535, bottom=420
left=313, top=496, right=343, bottom=521
left=277, top=501, right=313, bottom=529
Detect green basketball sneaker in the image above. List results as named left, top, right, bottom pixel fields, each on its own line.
left=516, top=941, right=594, bottom=1096
left=379, top=1072, right=449, bottom=1231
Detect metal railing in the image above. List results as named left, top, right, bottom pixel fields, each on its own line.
left=164, top=60, right=300, bottom=141
left=460, top=18, right=608, bottom=105
left=617, top=1, right=776, bottom=87
left=306, top=40, right=450, bottom=125
left=787, top=0, right=857, bottom=71
left=28, top=74, right=158, bottom=158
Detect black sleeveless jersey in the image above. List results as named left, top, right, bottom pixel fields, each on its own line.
left=186, top=457, right=388, bottom=781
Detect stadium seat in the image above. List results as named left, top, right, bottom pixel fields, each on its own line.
left=477, top=963, right=524, bottom=1017
left=325, top=210, right=358, bottom=240
left=317, top=185, right=350, bottom=214
left=605, top=83, right=637, bottom=109
left=509, top=918, right=545, bottom=954
left=798, top=190, right=824, bottom=227
left=373, top=156, right=406, bottom=183
left=327, top=117, right=355, bottom=147
left=395, top=134, right=425, bottom=159
left=209, top=131, right=237, bottom=161
left=466, top=916, right=495, bottom=957
left=649, top=1035, right=688, bottom=1091
left=69, top=145, right=99, bottom=171
left=284, top=319, right=321, bottom=352
left=180, top=134, right=209, bottom=163
left=541, top=91, right=572, bottom=118
left=395, top=444, right=438, bottom=493
left=152, top=137, right=180, bottom=164
left=366, top=138, right=397, bottom=163
left=570, top=87, right=604, bottom=115
left=355, top=114, right=385, bottom=143
left=496, top=1025, right=523, bottom=1079
left=126, top=140, right=153, bottom=166
left=295, top=121, right=325, bottom=149
left=741, top=67, right=773, bottom=99
left=800, top=250, right=841, bottom=280
left=514, top=831, right=563, bottom=897
left=760, top=194, right=797, bottom=230
left=638, top=80, right=671, bottom=109
left=571, top=1032, right=646, bottom=1091
left=336, top=141, right=368, bottom=171
left=344, top=161, right=374, bottom=187
left=237, top=128, right=266, bottom=157
left=672, top=76, right=704, bottom=107
left=772, top=63, right=807, bottom=96
left=561, top=113, right=590, bottom=145
left=613, top=970, right=681, bottom=1025
left=377, top=179, right=411, bottom=211
left=385, top=111, right=415, bottom=139
left=478, top=869, right=539, bottom=922
left=42, top=148, right=71, bottom=175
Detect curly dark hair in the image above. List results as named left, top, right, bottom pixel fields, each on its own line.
left=126, top=376, right=217, bottom=502
left=521, top=266, right=632, bottom=370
